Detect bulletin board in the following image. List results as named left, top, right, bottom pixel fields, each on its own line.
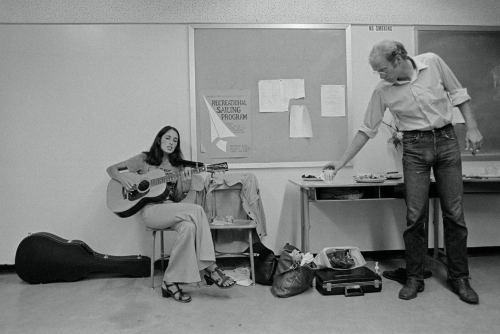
left=416, top=26, right=500, bottom=161
left=189, top=24, right=349, bottom=167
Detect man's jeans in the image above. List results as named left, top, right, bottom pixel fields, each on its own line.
left=402, top=124, right=469, bottom=281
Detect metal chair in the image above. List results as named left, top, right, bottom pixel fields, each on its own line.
left=145, top=173, right=208, bottom=289
left=206, top=178, right=260, bottom=285
left=209, top=219, right=257, bottom=285
left=146, top=173, right=261, bottom=288
left=146, top=227, right=172, bottom=289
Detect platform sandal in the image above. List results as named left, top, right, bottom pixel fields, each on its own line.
left=204, top=266, right=236, bottom=289
left=161, top=282, right=192, bottom=303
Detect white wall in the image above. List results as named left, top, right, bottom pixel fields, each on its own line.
left=0, top=24, right=191, bottom=262
left=1, top=0, right=500, bottom=264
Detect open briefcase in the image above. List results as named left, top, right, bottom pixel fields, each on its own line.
left=315, top=267, right=382, bottom=296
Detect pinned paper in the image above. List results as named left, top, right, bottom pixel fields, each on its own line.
left=259, top=79, right=305, bottom=112
left=200, top=91, right=252, bottom=158
left=290, top=105, right=313, bottom=138
left=321, top=85, right=345, bottom=117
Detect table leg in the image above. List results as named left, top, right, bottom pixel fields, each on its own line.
left=151, top=231, right=156, bottom=289
left=249, top=229, right=255, bottom=285
left=160, top=231, right=165, bottom=271
left=300, top=187, right=310, bottom=253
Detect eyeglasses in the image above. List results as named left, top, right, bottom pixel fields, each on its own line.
left=373, top=68, right=388, bottom=76
left=374, top=54, right=402, bottom=75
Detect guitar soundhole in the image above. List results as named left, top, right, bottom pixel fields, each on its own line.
left=137, top=180, right=150, bottom=192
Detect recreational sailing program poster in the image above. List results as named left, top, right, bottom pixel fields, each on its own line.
left=200, top=90, right=252, bottom=159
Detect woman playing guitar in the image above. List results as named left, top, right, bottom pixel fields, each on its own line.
left=106, top=126, right=235, bottom=303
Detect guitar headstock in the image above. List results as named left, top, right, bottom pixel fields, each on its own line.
left=205, top=162, right=228, bottom=173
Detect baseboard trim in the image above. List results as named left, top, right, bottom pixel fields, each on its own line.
left=3, top=246, right=500, bottom=275
left=358, top=246, right=500, bottom=262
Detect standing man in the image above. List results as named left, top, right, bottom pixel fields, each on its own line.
left=324, top=40, right=483, bottom=304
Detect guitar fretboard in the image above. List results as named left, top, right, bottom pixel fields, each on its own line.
left=150, top=167, right=206, bottom=186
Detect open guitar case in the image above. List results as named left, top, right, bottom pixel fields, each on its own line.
left=15, top=232, right=150, bottom=284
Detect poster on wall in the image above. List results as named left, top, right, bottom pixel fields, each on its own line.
left=200, top=90, right=253, bottom=159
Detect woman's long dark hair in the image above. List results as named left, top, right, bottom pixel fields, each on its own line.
left=143, top=126, right=183, bottom=167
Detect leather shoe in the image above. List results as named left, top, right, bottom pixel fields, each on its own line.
left=448, top=279, right=479, bottom=304
left=398, top=278, right=424, bottom=300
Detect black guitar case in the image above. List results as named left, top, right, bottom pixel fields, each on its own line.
left=15, top=232, right=150, bottom=284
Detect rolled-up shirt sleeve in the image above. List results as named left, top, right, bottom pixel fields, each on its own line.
left=449, top=87, right=471, bottom=107
left=433, top=53, right=471, bottom=106
left=359, top=89, right=386, bottom=139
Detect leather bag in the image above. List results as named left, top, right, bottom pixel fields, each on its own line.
left=271, top=244, right=316, bottom=298
left=247, top=242, right=278, bottom=285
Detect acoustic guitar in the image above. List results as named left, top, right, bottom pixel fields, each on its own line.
left=106, top=162, right=228, bottom=218
left=15, top=232, right=151, bottom=284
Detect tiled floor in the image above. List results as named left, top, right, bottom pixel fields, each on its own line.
left=1, top=257, right=499, bottom=334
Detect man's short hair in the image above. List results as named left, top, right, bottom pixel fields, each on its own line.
left=369, top=40, right=408, bottom=65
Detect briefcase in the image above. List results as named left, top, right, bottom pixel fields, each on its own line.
left=315, top=267, right=382, bottom=296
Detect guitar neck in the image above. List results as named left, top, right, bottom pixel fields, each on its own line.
left=153, top=166, right=206, bottom=186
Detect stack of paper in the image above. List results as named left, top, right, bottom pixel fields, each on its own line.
left=223, top=267, right=253, bottom=287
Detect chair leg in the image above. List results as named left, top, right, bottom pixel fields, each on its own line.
left=160, top=231, right=165, bottom=272
left=249, top=229, right=255, bottom=286
left=151, top=231, right=156, bottom=289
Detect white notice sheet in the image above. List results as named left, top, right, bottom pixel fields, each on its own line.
left=259, top=79, right=305, bottom=112
left=321, top=85, right=345, bottom=117
left=290, top=105, right=313, bottom=138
